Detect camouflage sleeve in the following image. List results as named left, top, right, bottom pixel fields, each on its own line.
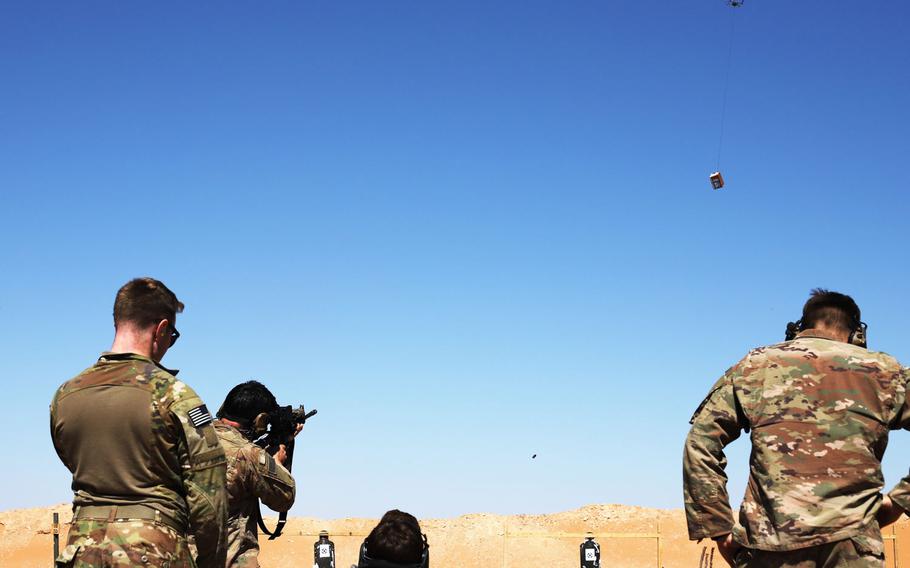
left=886, top=368, right=910, bottom=514
left=683, top=362, right=747, bottom=540
left=246, top=445, right=296, bottom=513
left=49, top=389, right=72, bottom=472
left=168, top=384, right=229, bottom=568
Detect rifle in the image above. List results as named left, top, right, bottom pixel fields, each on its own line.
left=252, top=404, right=317, bottom=539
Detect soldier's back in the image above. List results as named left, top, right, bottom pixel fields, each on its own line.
left=51, top=352, right=209, bottom=567
left=733, top=333, right=907, bottom=549
left=52, top=353, right=190, bottom=517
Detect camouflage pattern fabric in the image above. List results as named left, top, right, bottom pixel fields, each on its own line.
left=683, top=329, right=910, bottom=551
left=56, top=519, right=195, bottom=567
left=215, top=421, right=295, bottom=568
left=732, top=531, right=884, bottom=567
left=51, top=352, right=228, bottom=568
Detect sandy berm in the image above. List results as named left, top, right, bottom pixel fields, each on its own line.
left=2, top=503, right=908, bottom=567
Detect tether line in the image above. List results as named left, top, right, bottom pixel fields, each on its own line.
left=716, top=5, right=738, bottom=170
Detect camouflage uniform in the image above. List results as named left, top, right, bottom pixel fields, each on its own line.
left=214, top=421, right=295, bottom=568
left=53, top=519, right=196, bottom=567
left=51, top=352, right=228, bottom=568
left=683, top=329, right=910, bottom=567
left=731, top=535, right=885, bottom=567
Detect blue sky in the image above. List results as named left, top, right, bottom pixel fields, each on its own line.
left=1, top=1, right=908, bottom=520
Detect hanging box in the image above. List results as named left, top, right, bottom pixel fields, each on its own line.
left=710, top=172, right=724, bottom=190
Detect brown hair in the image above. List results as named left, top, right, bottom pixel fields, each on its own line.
left=802, top=288, right=861, bottom=334
left=364, top=510, right=424, bottom=564
left=113, top=277, right=184, bottom=329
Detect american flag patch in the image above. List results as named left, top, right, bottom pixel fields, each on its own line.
left=188, top=405, right=213, bottom=428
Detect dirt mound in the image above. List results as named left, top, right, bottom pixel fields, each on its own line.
left=3, top=503, right=907, bottom=567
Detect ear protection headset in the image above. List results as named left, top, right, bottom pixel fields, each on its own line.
left=357, top=534, right=429, bottom=568
left=784, top=318, right=868, bottom=348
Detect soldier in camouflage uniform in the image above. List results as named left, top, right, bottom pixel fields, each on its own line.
left=214, top=381, right=297, bottom=567
left=50, top=278, right=228, bottom=567
left=683, top=289, right=910, bottom=567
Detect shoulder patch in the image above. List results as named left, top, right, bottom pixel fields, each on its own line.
left=188, top=404, right=213, bottom=428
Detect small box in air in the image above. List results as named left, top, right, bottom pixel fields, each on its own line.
left=709, top=171, right=724, bottom=190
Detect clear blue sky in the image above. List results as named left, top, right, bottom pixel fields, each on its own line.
left=1, top=1, right=908, bottom=520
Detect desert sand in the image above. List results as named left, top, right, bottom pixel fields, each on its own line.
left=2, top=503, right=907, bottom=567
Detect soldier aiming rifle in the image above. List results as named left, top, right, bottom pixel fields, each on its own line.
left=215, top=381, right=317, bottom=568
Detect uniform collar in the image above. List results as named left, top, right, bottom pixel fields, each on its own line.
left=214, top=419, right=238, bottom=433
left=98, top=351, right=180, bottom=376
left=214, top=419, right=256, bottom=442
left=795, top=328, right=844, bottom=343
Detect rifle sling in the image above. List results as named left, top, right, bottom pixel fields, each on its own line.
left=256, top=443, right=293, bottom=540
left=257, top=509, right=288, bottom=540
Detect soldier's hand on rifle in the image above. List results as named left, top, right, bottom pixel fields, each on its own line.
left=281, top=424, right=304, bottom=444
left=272, top=425, right=304, bottom=465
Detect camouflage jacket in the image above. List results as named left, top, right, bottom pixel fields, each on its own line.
left=50, top=352, right=228, bottom=568
left=683, top=329, right=910, bottom=551
left=214, top=421, right=295, bottom=568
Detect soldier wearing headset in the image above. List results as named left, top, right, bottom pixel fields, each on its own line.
left=683, top=289, right=910, bottom=568
left=353, top=510, right=429, bottom=568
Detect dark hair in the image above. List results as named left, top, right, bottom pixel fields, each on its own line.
left=113, top=277, right=184, bottom=329
left=802, top=288, right=861, bottom=333
left=217, top=380, right=278, bottom=423
left=364, top=510, right=424, bottom=564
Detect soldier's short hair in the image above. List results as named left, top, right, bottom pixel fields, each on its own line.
left=364, top=509, right=424, bottom=564
left=113, top=277, right=184, bottom=330
left=217, top=380, right=279, bottom=423
left=802, top=288, right=861, bottom=333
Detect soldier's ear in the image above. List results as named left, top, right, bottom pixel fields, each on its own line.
left=150, top=319, right=171, bottom=361
left=154, top=319, right=170, bottom=340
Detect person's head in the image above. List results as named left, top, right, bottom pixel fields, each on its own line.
left=112, top=277, right=183, bottom=362
left=800, top=288, right=865, bottom=345
left=359, top=510, right=427, bottom=567
left=217, top=380, right=279, bottom=430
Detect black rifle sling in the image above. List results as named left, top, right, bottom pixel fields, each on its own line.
left=256, top=440, right=294, bottom=540
left=257, top=509, right=287, bottom=540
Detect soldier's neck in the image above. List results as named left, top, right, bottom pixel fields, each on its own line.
left=813, top=324, right=850, bottom=343
left=110, top=325, right=155, bottom=360
left=219, top=418, right=243, bottom=429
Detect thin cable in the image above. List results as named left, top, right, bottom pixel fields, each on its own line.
left=716, top=5, right=738, bottom=170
